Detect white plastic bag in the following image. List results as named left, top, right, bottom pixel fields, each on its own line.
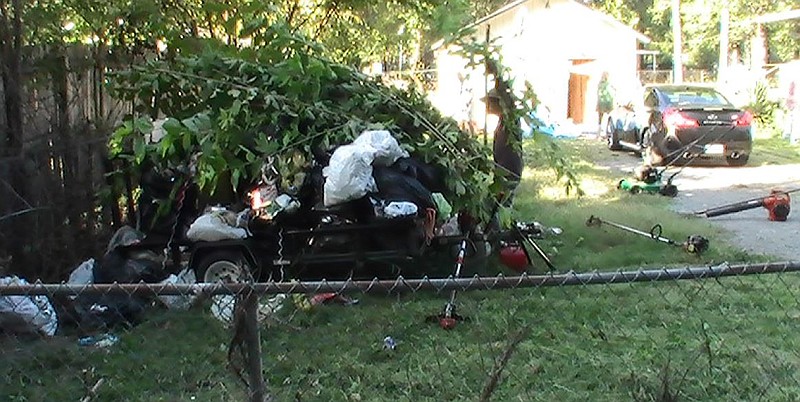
left=211, top=294, right=287, bottom=326
left=0, top=276, right=58, bottom=336
left=158, top=268, right=197, bottom=310
left=186, top=212, right=248, bottom=242
left=66, top=258, right=95, bottom=300
left=68, top=258, right=95, bottom=286
left=384, top=201, right=418, bottom=218
left=323, top=144, right=377, bottom=206
left=352, top=130, right=409, bottom=166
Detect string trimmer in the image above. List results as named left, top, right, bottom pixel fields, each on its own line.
left=425, top=234, right=470, bottom=330
left=426, top=193, right=513, bottom=330
left=586, top=215, right=709, bottom=254
left=694, top=187, right=798, bottom=222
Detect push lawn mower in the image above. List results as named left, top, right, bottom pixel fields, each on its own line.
left=617, top=165, right=679, bottom=197
left=618, top=126, right=742, bottom=198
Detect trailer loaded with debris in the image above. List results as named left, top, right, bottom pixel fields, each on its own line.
left=100, top=28, right=548, bottom=287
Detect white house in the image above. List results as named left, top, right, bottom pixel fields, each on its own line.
left=433, top=0, right=650, bottom=132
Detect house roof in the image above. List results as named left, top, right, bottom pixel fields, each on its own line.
left=467, top=0, right=650, bottom=44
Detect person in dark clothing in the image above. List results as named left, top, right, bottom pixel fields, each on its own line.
left=484, top=88, right=523, bottom=200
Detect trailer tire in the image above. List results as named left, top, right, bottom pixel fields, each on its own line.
left=194, top=250, right=253, bottom=284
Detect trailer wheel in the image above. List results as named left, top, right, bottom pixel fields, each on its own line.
left=195, top=250, right=253, bottom=284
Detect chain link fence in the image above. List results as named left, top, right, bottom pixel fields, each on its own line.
left=3, top=261, right=800, bottom=401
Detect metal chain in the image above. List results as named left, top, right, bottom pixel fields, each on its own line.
left=274, top=228, right=287, bottom=282
left=161, top=181, right=188, bottom=273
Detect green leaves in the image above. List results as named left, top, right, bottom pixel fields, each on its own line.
left=108, top=23, right=500, bottom=213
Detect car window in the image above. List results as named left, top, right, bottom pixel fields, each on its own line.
left=661, top=88, right=731, bottom=106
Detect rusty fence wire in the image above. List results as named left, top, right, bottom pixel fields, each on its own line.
left=3, top=261, right=800, bottom=401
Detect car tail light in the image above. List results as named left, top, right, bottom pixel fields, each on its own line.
left=663, top=108, right=699, bottom=129
left=734, top=110, right=753, bottom=127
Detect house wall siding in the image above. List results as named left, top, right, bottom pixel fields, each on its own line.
left=434, top=0, right=644, bottom=131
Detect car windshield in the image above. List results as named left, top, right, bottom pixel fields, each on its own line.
left=661, top=88, right=731, bottom=106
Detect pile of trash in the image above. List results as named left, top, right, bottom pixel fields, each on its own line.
left=177, top=129, right=454, bottom=240
left=321, top=130, right=449, bottom=221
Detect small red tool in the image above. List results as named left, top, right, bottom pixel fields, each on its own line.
left=696, top=188, right=796, bottom=222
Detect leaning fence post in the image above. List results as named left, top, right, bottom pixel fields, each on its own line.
left=243, top=287, right=269, bottom=402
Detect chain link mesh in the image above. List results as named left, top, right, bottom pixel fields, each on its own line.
left=2, top=261, right=800, bottom=401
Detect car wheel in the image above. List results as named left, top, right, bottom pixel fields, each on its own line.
left=607, top=121, right=622, bottom=151
left=726, top=153, right=749, bottom=167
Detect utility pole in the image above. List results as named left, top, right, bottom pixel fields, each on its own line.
left=718, top=5, right=729, bottom=83
left=671, top=0, right=683, bottom=84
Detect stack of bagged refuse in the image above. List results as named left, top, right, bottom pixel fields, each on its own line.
left=321, top=130, right=451, bottom=222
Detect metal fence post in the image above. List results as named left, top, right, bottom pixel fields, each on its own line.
left=243, top=287, right=270, bottom=402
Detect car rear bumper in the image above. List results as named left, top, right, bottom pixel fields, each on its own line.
left=664, top=126, right=753, bottom=156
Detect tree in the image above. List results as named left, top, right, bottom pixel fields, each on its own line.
left=591, top=0, right=799, bottom=71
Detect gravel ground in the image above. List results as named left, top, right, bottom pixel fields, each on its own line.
left=598, top=147, right=800, bottom=261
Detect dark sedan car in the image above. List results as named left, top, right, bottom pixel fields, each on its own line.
left=607, top=85, right=753, bottom=166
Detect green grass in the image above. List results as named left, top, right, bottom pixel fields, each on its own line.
left=750, top=136, right=800, bottom=166
left=3, top=139, right=800, bottom=401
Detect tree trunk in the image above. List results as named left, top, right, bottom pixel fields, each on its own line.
left=0, top=0, right=30, bottom=275
left=0, top=0, right=23, bottom=157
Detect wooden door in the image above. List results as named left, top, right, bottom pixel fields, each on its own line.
left=567, top=59, right=592, bottom=124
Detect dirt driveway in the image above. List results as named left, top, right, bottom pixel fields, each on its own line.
left=597, top=145, right=800, bottom=261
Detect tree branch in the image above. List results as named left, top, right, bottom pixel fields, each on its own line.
left=479, top=327, right=530, bottom=402
left=1, top=177, right=33, bottom=208
left=312, top=0, right=339, bottom=42
left=0, top=207, right=49, bottom=223
left=286, top=0, right=301, bottom=26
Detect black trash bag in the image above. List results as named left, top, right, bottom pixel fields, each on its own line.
left=93, top=253, right=166, bottom=284
left=67, top=292, right=152, bottom=331
left=391, top=157, right=446, bottom=193
left=94, top=226, right=168, bottom=284
left=372, top=165, right=435, bottom=210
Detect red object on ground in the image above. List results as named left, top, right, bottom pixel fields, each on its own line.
left=499, top=245, right=529, bottom=273
left=309, top=293, right=358, bottom=306
left=763, top=191, right=791, bottom=221
left=439, top=317, right=457, bottom=330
